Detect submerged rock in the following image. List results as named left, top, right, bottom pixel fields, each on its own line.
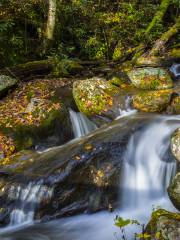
left=145, top=209, right=180, bottom=240
left=0, top=75, right=18, bottom=98
left=127, top=67, right=173, bottom=90
left=168, top=173, right=180, bottom=211
left=132, top=90, right=172, bottom=112
left=171, top=128, right=180, bottom=162
left=73, top=77, right=119, bottom=116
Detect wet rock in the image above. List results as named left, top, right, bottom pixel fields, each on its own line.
left=127, top=67, right=173, bottom=90
left=168, top=173, right=180, bottom=211
left=133, top=90, right=172, bottom=112
left=171, top=128, right=180, bottom=162
left=0, top=114, right=151, bottom=223
left=0, top=75, right=18, bottom=98
left=73, top=77, right=119, bottom=116
left=145, top=209, right=180, bottom=240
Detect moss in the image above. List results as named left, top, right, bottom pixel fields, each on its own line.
left=73, top=78, right=118, bottom=116
left=52, top=59, right=84, bottom=77
left=127, top=67, right=173, bottom=90
left=145, top=209, right=180, bottom=240
left=133, top=89, right=172, bottom=112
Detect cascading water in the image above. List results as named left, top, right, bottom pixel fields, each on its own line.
left=8, top=182, right=53, bottom=227
left=69, top=109, right=97, bottom=138
left=117, top=96, right=137, bottom=118
left=121, top=117, right=178, bottom=212
left=0, top=114, right=179, bottom=240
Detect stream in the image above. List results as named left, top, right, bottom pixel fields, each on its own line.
left=0, top=108, right=179, bottom=239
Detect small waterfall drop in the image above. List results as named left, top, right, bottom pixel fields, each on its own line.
left=121, top=117, right=178, bottom=211
left=8, top=182, right=53, bottom=226
left=117, top=96, right=137, bottom=118
left=69, top=109, right=97, bottom=138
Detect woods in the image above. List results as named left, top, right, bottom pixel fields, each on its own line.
left=0, top=0, right=179, bottom=69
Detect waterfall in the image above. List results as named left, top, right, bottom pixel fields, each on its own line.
left=69, top=109, right=97, bottom=138
left=170, top=63, right=180, bottom=78
left=117, top=96, right=137, bottom=118
left=8, top=182, right=53, bottom=226
left=0, top=115, right=179, bottom=240
left=121, top=117, right=178, bottom=211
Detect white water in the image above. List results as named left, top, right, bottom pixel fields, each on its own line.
left=170, top=63, right=180, bottom=78
left=0, top=114, right=179, bottom=239
left=8, top=182, right=53, bottom=227
left=117, top=96, right=137, bottom=118
left=69, top=109, right=97, bottom=138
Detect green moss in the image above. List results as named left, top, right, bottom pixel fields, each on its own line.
left=145, top=209, right=180, bottom=239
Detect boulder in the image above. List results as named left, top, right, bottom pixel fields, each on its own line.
left=73, top=77, right=119, bottom=116
left=0, top=114, right=151, bottom=224
left=167, top=96, right=180, bottom=114
left=145, top=209, right=180, bottom=240
left=171, top=128, right=180, bottom=162
left=0, top=79, right=73, bottom=156
left=0, top=75, right=18, bottom=98
left=132, top=90, right=172, bottom=112
left=168, top=173, right=180, bottom=211
left=127, top=67, right=173, bottom=90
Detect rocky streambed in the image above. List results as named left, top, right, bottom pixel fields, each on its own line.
left=0, top=63, right=179, bottom=239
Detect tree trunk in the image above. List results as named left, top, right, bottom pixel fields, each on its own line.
left=145, top=0, right=171, bottom=36
left=0, top=60, right=54, bottom=81
left=149, top=17, right=180, bottom=56
left=46, top=0, right=57, bottom=41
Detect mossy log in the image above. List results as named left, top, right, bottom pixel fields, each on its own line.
left=145, top=0, right=171, bottom=36
left=0, top=60, right=54, bottom=81
left=149, top=17, right=180, bottom=56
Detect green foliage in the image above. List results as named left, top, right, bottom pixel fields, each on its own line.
left=0, top=0, right=179, bottom=67
left=115, top=216, right=140, bottom=228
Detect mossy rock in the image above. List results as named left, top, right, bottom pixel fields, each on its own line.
left=168, top=172, right=180, bottom=211
left=0, top=75, right=18, bottom=98
left=171, top=128, right=180, bottom=162
left=127, top=67, right=173, bottom=90
left=167, top=96, right=180, bottom=114
left=145, top=209, right=180, bottom=240
left=73, top=77, right=119, bottom=116
left=132, top=90, right=172, bottom=113
left=0, top=79, right=73, bottom=156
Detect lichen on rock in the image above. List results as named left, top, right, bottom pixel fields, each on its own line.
left=127, top=67, right=173, bottom=90
left=73, top=77, right=119, bottom=116
left=171, top=128, right=180, bottom=162
left=168, top=172, right=180, bottom=211
left=132, top=89, right=172, bottom=112
left=145, top=209, right=180, bottom=240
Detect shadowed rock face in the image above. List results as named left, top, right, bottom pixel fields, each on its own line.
left=168, top=173, right=180, bottom=211
left=0, top=113, right=152, bottom=225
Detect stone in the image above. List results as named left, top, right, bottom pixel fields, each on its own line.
left=167, top=96, right=180, bottom=114
left=127, top=67, right=173, bottom=90
left=0, top=75, right=18, bottom=98
left=132, top=90, right=172, bottom=112
left=168, top=173, right=180, bottom=211
left=73, top=77, right=119, bottom=116
left=171, top=128, right=180, bottom=162
left=145, top=209, right=180, bottom=240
